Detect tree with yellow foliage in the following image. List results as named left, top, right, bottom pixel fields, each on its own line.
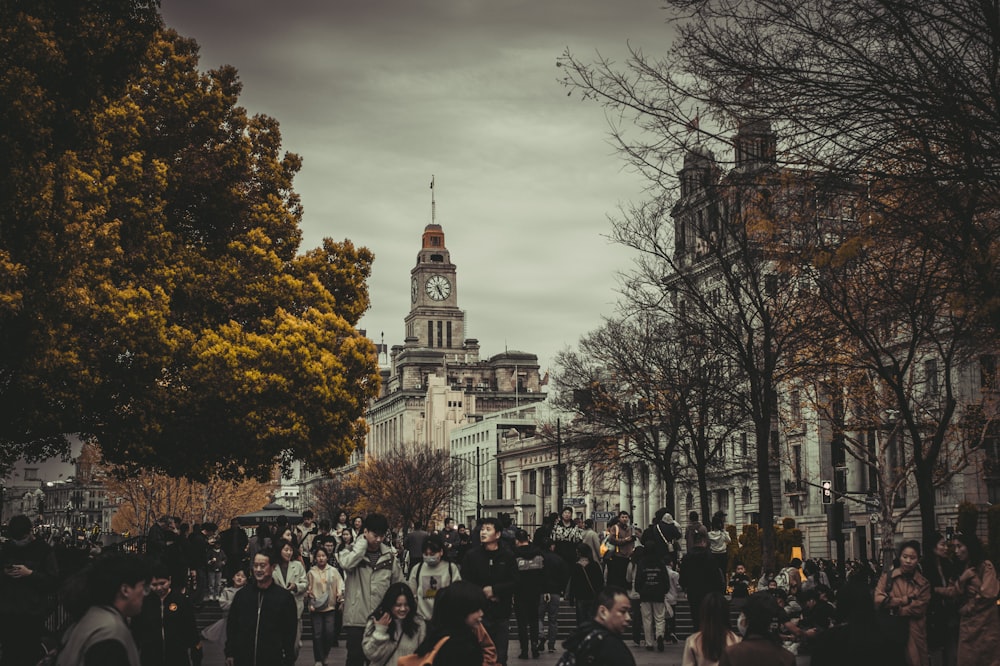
left=0, top=1, right=379, bottom=479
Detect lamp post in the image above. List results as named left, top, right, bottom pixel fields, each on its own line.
left=451, top=448, right=492, bottom=523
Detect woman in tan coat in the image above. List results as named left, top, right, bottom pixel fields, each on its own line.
left=875, top=540, right=930, bottom=666
left=951, top=533, right=1000, bottom=666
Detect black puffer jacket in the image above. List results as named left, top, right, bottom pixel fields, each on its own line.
left=224, top=582, right=297, bottom=666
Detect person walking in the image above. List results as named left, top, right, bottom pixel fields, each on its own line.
left=680, top=527, right=725, bottom=632
left=642, top=509, right=683, bottom=566
left=579, top=520, right=602, bottom=564
left=682, top=592, right=739, bottom=666
left=295, top=510, right=318, bottom=570
left=403, top=523, right=431, bottom=576
left=461, top=516, right=518, bottom=666
left=218, top=519, right=248, bottom=582
left=951, top=533, right=1000, bottom=666
left=306, top=547, right=344, bottom=666
left=205, top=539, right=226, bottom=601
left=337, top=513, right=404, bottom=666
left=875, top=540, right=931, bottom=666
left=551, top=508, right=583, bottom=566
left=199, top=568, right=248, bottom=646
left=719, top=592, right=794, bottom=666
left=635, top=546, right=671, bottom=652
left=272, top=538, right=308, bottom=656
left=408, top=535, right=461, bottom=622
left=224, top=551, right=298, bottom=666
left=560, top=585, right=636, bottom=666
left=605, top=511, right=637, bottom=588
left=403, top=581, right=493, bottom=666
left=568, top=543, right=605, bottom=624
left=923, top=531, right=959, bottom=666
left=362, top=583, right=426, bottom=666
left=511, top=529, right=545, bottom=659
left=56, top=553, right=150, bottom=666
left=707, top=513, right=731, bottom=577
left=685, top=512, right=705, bottom=556
left=535, top=538, right=569, bottom=655
left=0, top=514, right=58, bottom=666
left=131, top=562, right=200, bottom=666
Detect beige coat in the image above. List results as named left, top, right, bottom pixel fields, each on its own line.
left=954, top=560, right=1000, bottom=666
left=875, top=568, right=931, bottom=666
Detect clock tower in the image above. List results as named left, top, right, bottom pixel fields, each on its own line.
left=404, top=223, right=466, bottom=354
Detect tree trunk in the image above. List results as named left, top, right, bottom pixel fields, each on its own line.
left=756, top=423, right=777, bottom=573
left=914, top=462, right=938, bottom=545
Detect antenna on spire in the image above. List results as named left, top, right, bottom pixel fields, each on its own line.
left=429, top=175, right=436, bottom=224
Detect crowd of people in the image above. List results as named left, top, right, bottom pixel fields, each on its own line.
left=2, top=505, right=1000, bottom=666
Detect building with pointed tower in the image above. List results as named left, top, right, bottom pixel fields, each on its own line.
left=365, top=220, right=546, bottom=460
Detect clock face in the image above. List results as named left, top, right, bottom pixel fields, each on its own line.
left=425, top=274, right=452, bottom=300
left=411, top=277, right=418, bottom=303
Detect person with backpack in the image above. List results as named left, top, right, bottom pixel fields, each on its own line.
left=567, top=543, right=606, bottom=623
left=635, top=546, right=670, bottom=652
left=408, top=535, right=461, bottom=621
left=512, top=529, right=546, bottom=659
left=558, top=585, right=636, bottom=666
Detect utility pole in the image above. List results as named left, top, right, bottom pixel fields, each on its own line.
left=556, top=419, right=563, bottom=511
left=476, top=447, right=482, bottom=522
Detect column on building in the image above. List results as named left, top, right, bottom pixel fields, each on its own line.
left=728, top=488, right=737, bottom=527
left=649, top=472, right=664, bottom=527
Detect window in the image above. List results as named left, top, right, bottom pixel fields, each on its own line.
left=790, top=389, right=801, bottom=422
left=924, top=360, right=939, bottom=396
left=23, top=468, right=38, bottom=481
left=447, top=321, right=453, bottom=348
left=577, top=469, right=585, bottom=491
left=510, top=478, right=517, bottom=499
left=741, top=433, right=748, bottom=457
left=981, top=355, right=996, bottom=390
left=742, top=486, right=752, bottom=505
left=427, top=321, right=434, bottom=347
left=765, top=274, right=778, bottom=297
left=528, top=469, right=537, bottom=494
left=437, top=321, right=443, bottom=348
left=542, top=468, right=552, bottom=496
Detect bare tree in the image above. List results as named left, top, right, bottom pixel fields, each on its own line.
left=308, top=474, right=362, bottom=524
left=347, top=447, right=465, bottom=531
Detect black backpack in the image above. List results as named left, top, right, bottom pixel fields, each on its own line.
left=555, top=628, right=607, bottom=666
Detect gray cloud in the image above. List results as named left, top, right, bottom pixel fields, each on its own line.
left=161, top=0, right=672, bottom=372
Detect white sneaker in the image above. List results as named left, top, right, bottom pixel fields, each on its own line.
left=315, top=662, right=323, bottom=666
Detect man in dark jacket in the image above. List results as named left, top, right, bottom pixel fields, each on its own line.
left=560, top=585, right=636, bottom=666
left=512, top=530, right=545, bottom=659
left=536, top=538, right=570, bottom=654
left=642, top=509, right=683, bottom=565
left=132, top=562, right=200, bottom=666
left=218, top=519, right=248, bottom=581
left=187, top=523, right=216, bottom=607
left=461, top=516, right=519, bottom=666
left=679, top=526, right=725, bottom=631
left=225, top=551, right=297, bottom=666
left=0, top=514, right=58, bottom=666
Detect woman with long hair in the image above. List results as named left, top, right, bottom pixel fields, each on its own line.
left=951, top=533, right=1000, bottom=666
left=402, top=580, right=494, bottom=666
left=682, top=591, right=739, bottom=666
left=722, top=592, right=795, bottom=665
left=923, top=531, right=959, bottom=666
left=875, top=540, right=931, bottom=666
left=810, top=578, right=904, bottom=666
left=362, top=583, right=425, bottom=666
left=272, top=538, right=308, bottom=655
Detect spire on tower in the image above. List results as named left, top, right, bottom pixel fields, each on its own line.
left=430, top=175, right=436, bottom=225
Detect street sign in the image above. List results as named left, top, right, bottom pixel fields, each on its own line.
left=869, top=513, right=881, bottom=524
left=591, top=511, right=616, bottom=522
left=841, top=520, right=856, bottom=529
left=866, top=496, right=881, bottom=510
left=564, top=497, right=585, bottom=507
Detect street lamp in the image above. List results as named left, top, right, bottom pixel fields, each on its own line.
left=451, top=448, right=493, bottom=523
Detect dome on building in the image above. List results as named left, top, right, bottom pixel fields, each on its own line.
left=683, top=144, right=717, bottom=170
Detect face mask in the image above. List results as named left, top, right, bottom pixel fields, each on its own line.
left=737, top=613, right=748, bottom=636
left=424, top=555, right=441, bottom=566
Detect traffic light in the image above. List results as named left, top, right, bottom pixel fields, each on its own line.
left=821, top=480, right=833, bottom=504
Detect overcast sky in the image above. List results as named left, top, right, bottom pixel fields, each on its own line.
left=160, top=1, right=675, bottom=374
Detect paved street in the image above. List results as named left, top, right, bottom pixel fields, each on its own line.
left=199, top=638, right=812, bottom=666
left=199, top=639, right=689, bottom=666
